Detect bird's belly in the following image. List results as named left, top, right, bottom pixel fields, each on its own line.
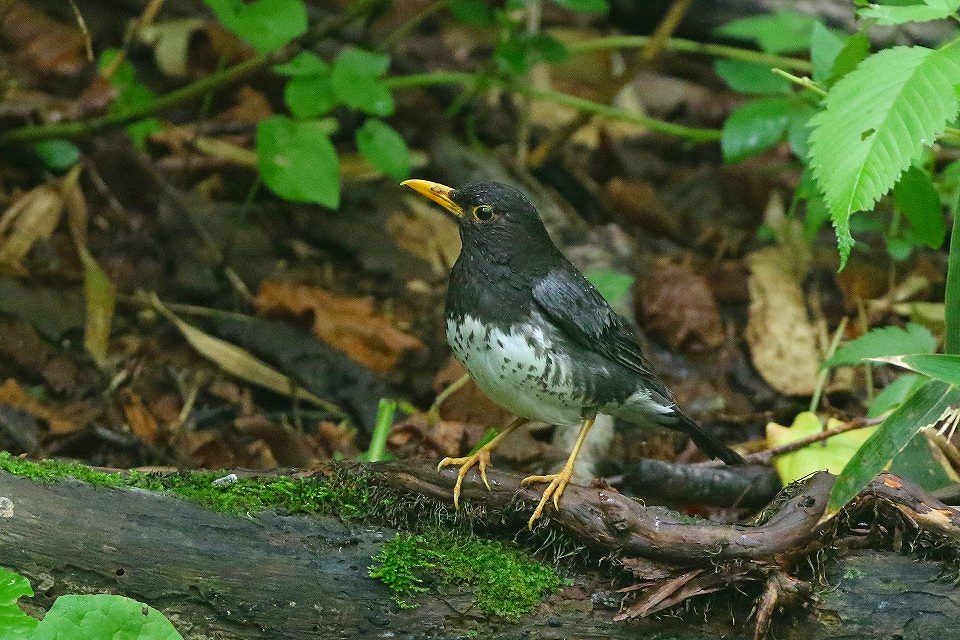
left=445, top=315, right=584, bottom=427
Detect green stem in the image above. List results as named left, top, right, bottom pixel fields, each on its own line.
left=945, top=210, right=960, bottom=354
left=0, top=48, right=292, bottom=145
left=385, top=72, right=722, bottom=141
left=569, top=35, right=813, bottom=73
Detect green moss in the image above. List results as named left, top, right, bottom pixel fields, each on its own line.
left=0, top=452, right=374, bottom=519
left=369, top=529, right=562, bottom=619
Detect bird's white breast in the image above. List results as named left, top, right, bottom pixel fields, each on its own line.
left=445, top=314, right=584, bottom=427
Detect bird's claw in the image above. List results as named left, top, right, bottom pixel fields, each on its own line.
left=520, top=472, right=573, bottom=530
left=437, top=450, right=493, bottom=509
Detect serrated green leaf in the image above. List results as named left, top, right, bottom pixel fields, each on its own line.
left=716, top=10, right=818, bottom=54
left=714, top=60, right=791, bottom=94
left=868, top=373, right=926, bottom=417
left=273, top=51, right=328, bottom=77
left=256, top=116, right=340, bottom=207
left=331, top=48, right=393, bottom=116
left=204, top=0, right=306, bottom=53
left=824, top=322, right=937, bottom=367
left=893, top=165, right=946, bottom=248
left=810, top=22, right=848, bottom=82
left=356, top=119, right=410, bottom=181
left=828, top=379, right=960, bottom=513
left=807, top=43, right=960, bottom=268
left=858, top=0, right=960, bottom=26
left=449, top=0, right=495, bottom=25
left=33, top=594, right=184, bottom=640
left=285, top=76, right=336, bottom=118
left=552, top=0, right=609, bottom=13
left=876, top=353, right=960, bottom=385
left=0, top=568, right=38, bottom=640
left=721, top=97, right=794, bottom=162
left=584, top=269, right=635, bottom=304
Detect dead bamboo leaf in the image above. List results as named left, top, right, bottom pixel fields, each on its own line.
left=64, top=165, right=115, bottom=368
left=745, top=246, right=820, bottom=396
left=255, top=280, right=425, bottom=372
left=123, top=394, right=159, bottom=445
left=149, top=294, right=347, bottom=417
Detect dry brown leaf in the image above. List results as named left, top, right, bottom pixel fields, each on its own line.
left=123, top=394, right=159, bottom=445
left=637, top=260, right=723, bottom=352
left=745, top=247, right=820, bottom=396
left=0, top=182, right=65, bottom=272
left=0, top=1, right=88, bottom=76
left=387, top=194, right=461, bottom=277
left=0, top=378, right=75, bottom=433
left=255, top=280, right=425, bottom=372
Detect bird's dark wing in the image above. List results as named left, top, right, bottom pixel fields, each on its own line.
left=531, top=265, right=668, bottom=395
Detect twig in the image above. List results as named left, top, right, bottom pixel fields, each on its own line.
left=746, top=416, right=885, bottom=465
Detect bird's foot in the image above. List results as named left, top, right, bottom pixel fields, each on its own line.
left=436, top=449, right=493, bottom=509
left=520, top=467, right=575, bottom=530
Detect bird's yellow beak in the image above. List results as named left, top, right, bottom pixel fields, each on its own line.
left=401, top=179, right=463, bottom=218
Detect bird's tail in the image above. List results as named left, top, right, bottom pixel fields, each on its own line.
left=676, top=412, right=745, bottom=465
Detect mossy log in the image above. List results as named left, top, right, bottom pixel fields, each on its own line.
left=0, top=461, right=958, bottom=639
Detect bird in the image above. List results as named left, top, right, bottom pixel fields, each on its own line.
left=402, top=179, right=745, bottom=528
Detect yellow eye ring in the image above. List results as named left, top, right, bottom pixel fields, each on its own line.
left=475, top=205, right=494, bottom=221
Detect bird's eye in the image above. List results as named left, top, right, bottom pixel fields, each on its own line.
left=474, top=205, right=494, bottom=221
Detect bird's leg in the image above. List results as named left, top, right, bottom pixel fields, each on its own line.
left=437, top=416, right=529, bottom=509
left=521, top=413, right=597, bottom=529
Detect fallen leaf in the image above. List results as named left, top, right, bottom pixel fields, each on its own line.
left=0, top=1, right=88, bottom=77
left=151, top=293, right=346, bottom=415
left=123, top=394, right=159, bottom=445
left=0, top=182, right=65, bottom=273
left=255, top=280, right=425, bottom=372
left=636, top=260, right=723, bottom=352
left=0, top=378, right=75, bottom=433
left=745, top=246, right=820, bottom=396
left=767, top=411, right=877, bottom=484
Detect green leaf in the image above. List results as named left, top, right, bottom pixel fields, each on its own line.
left=256, top=116, right=340, bottom=207
left=203, top=0, right=306, bottom=53
left=584, top=269, right=635, bottom=305
left=331, top=48, right=393, bottom=116
left=824, top=322, right=937, bottom=367
left=769, top=412, right=878, bottom=483
left=551, top=0, right=609, bottom=13
left=828, top=379, right=960, bottom=513
left=0, top=568, right=38, bottom=640
left=33, top=139, right=80, bottom=173
left=946, top=190, right=960, bottom=354
left=285, top=76, right=336, bottom=118
left=713, top=60, right=791, bottom=94
left=885, top=235, right=916, bottom=261
left=807, top=42, right=960, bottom=268
left=716, top=10, right=818, bottom=54
left=787, top=102, right=817, bottom=159
left=273, top=51, right=328, bottom=77
left=828, top=32, right=871, bottom=83
left=33, top=594, right=183, bottom=640
left=803, top=192, right=832, bottom=241
left=355, top=119, right=411, bottom=181
left=893, top=165, right=946, bottom=249
left=889, top=431, right=955, bottom=491
left=449, top=0, right=495, bottom=25
left=858, top=0, right=960, bottom=26
left=876, top=353, right=960, bottom=385
left=810, top=22, right=848, bottom=83
left=868, top=373, right=925, bottom=417
left=529, top=33, right=569, bottom=63
left=721, top=97, right=794, bottom=162
left=332, top=47, right=390, bottom=77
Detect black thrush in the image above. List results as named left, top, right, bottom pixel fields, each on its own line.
left=402, top=179, right=745, bottom=528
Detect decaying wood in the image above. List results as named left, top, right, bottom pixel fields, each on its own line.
left=381, top=462, right=833, bottom=562
left=2, top=462, right=960, bottom=640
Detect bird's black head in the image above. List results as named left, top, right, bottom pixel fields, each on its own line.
left=402, top=179, right=559, bottom=267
